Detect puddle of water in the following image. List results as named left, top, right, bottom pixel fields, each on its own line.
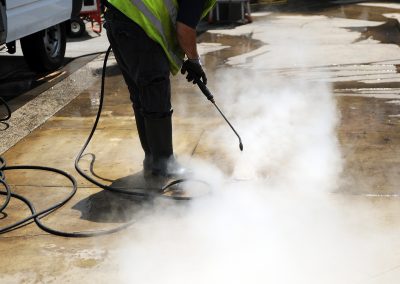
left=199, top=32, right=264, bottom=67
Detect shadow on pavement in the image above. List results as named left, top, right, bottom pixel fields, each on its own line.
left=72, top=171, right=168, bottom=223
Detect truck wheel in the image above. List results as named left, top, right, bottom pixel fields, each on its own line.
left=67, top=18, right=85, bottom=38
left=20, top=23, right=66, bottom=72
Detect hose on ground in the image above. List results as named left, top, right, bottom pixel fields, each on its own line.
left=0, top=47, right=197, bottom=238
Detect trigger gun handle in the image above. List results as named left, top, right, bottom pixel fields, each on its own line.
left=196, top=80, right=215, bottom=103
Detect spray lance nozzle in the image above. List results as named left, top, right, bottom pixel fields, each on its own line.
left=196, top=80, right=243, bottom=152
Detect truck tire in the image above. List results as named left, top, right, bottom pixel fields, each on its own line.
left=20, top=23, right=66, bottom=72
left=67, top=18, right=85, bottom=38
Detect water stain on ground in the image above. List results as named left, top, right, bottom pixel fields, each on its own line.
left=319, top=4, right=400, bottom=195
left=199, top=32, right=264, bottom=67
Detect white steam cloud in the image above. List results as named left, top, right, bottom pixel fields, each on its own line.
left=103, top=69, right=399, bottom=284
left=116, top=71, right=341, bottom=282
left=97, top=19, right=400, bottom=282
left=50, top=15, right=400, bottom=284
left=42, top=55, right=399, bottom=284
left=211, top=70, right=342, bottom=193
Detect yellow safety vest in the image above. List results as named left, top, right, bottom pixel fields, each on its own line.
left=108, top=0, right=216, bottom=75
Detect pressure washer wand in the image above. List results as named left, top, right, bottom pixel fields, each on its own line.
left=196, top=80, right=243, bottom=151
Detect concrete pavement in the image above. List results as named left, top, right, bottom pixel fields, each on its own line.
left=1, top=2, right=400, bottom=283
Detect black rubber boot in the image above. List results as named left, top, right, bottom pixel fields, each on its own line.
left=144, top=114, right=188, bottom=178
left=133, top=108, right=152, bottom=173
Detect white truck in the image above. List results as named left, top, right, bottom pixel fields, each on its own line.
left=0, top=0, right=83, bottom=72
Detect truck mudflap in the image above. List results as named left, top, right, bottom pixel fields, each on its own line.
left=0, top=0, right=6, bottom=44
left=72, top=0, right=84, bottom=17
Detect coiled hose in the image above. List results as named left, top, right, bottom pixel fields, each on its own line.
left=0, top=47, right=196, bottom=237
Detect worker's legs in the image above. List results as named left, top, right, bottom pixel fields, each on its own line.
left=105, top=8, right=185, bottom=177
left=105, top=11, right=152, bottom=171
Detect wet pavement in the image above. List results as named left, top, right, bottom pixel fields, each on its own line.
left=1, top=1, right=400, bottom=283
left=0, top=23, right=108, bottom=106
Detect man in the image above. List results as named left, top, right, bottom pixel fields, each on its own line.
left=104, top=0, right=215, bottom=177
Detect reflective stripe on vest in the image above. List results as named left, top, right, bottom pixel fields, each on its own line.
left=130, top=0, right=182, bottom=73
left=164, top=0, right=178, bottom=23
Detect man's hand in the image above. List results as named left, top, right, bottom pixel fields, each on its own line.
left=181, top=58, right=207, bottom=85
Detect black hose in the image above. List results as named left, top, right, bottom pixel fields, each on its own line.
left=0, top=100, right=11, bottom=213
left=0, top=158, right=11, bottom=213
left=0, top=46, right=201, bottom=238
left=0, top=97, right=11, bottom=122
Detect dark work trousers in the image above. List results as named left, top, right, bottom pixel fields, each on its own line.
left=104, top=7, right=172, bottom=117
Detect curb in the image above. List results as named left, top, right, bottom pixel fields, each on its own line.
left=0, top=54, right=110, bottom=155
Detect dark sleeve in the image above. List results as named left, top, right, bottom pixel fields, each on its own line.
left=176, top=0, right=207, bottom=29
